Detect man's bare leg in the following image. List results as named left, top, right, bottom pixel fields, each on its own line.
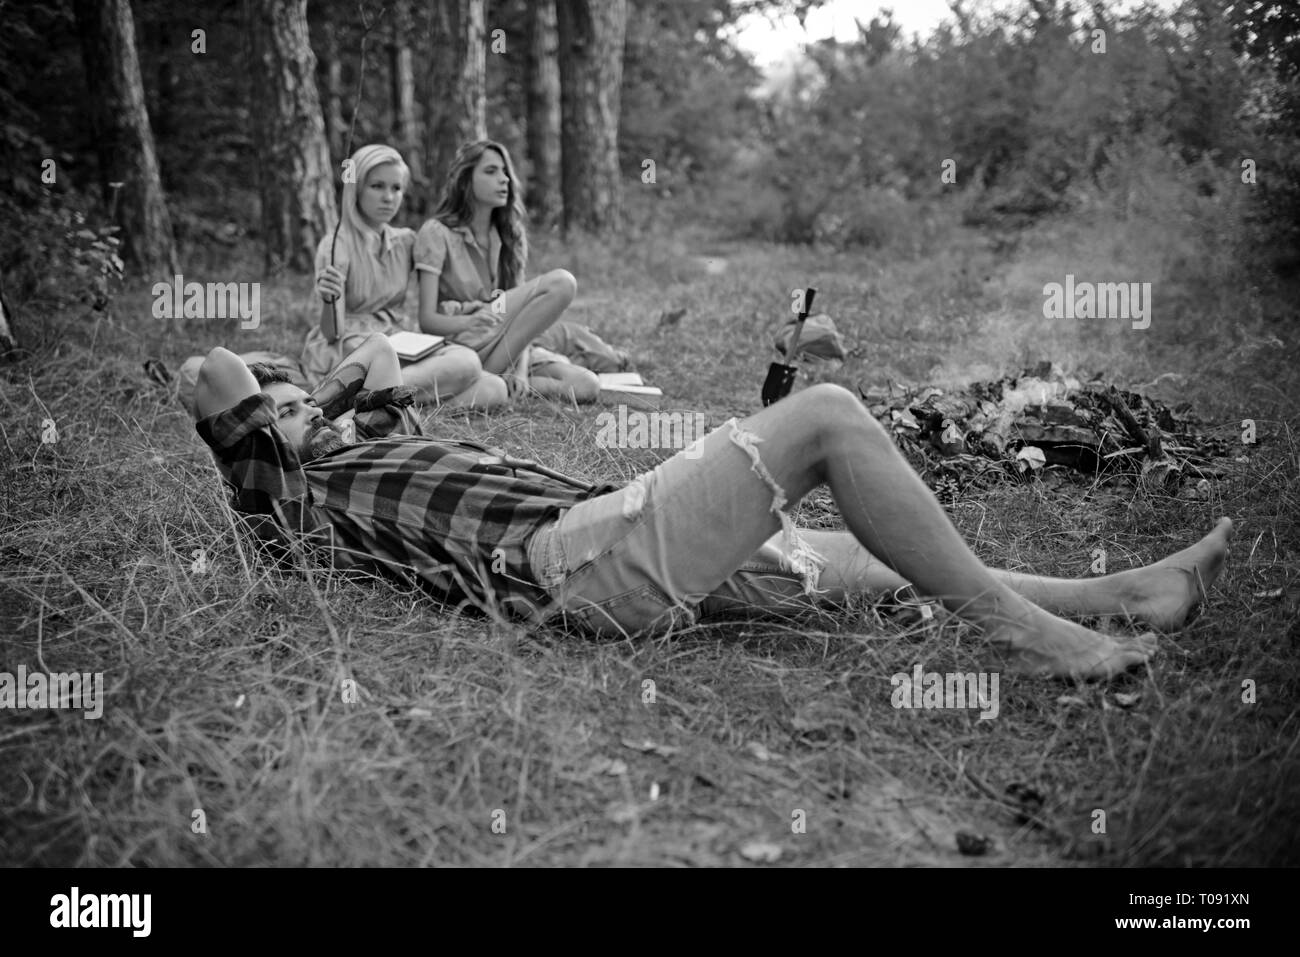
left=730, top=384, right=1183, bottom=679
left=778, top=519, right=1232, bottom=630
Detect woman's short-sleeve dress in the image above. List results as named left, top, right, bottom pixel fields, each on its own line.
left=300, top=225, right=433, bottom=385
left=412, top=219, right=567, bottom=369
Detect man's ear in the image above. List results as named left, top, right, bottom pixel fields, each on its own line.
left=194, top=347, right=260, bottom=419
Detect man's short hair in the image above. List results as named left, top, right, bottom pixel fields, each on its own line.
left=248, top=362, right=292, bottom=387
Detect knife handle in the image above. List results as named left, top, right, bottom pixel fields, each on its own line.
left=787, top=287, right=816, bottom=358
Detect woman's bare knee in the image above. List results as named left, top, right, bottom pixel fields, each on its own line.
left=450, top=372, right=508, bottom=409
left=542, top=268, right=577, bottom=304
left=568, top=367, right=599, bottom=403
left=473, top=372, right=509, bottom=409
left=410, top=346, right=480, bottom=398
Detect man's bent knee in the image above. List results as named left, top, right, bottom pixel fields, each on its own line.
left=795, top=383, right=883, bottom=461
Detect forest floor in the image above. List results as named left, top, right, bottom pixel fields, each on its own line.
left=2, top=207, right=1298, bottom=866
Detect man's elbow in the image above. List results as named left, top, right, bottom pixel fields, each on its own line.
left=199, top=346, right=238, bottom=373
left=194, top=346, right=258, bottom=420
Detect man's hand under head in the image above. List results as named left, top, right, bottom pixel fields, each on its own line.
left=193, top=347, right=259, bottom=420
left=193, top=347, right=349, bottom=460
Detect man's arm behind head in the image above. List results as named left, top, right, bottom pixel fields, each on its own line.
left=193, top=347, right=260, bottom=420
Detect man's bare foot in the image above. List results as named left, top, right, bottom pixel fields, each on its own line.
left=1114, top=517, right=1233, bottom=630
left=987, top=605, right=1157, bottom=680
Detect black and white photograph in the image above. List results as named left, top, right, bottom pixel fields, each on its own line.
left=0, top=0, right=1295, bottom=909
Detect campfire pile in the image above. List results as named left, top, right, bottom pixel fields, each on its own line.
left=857, top=362, right=1238, bottom=500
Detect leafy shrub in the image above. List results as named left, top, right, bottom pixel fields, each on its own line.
left=0, top=186, right=123, bottom=318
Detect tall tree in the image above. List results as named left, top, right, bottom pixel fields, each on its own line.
left=390, top=0, right=423, bottom=186
left=0, top=271, right=17, bottom=357
left=424, top=0, right=487, bottom=192
left=245, top=0, right=337, bottom=275
left=556, top=0, right=627, bottom=233
left=73, top=0, right=178, bottom=277
left=526, top=0, right=562, bottom=225
left=319, top=21, right=346, bottom=160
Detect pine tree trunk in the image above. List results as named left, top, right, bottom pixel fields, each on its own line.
left=423, top=0, right=487, bottom=192
left=319, top=21, right=345, bottom=160
left=391, top=0, right=422, bottom=187
left=556, top=0, right=627, bottom=234
left=153, top=14, right=175, bottom=145
left=0, top=271, right=17, bottom=357
left=526, top=0, right=562, bottom=226
left=73, top=0, right=179, bottom=277
left=245, top=0, right=337, bottom=275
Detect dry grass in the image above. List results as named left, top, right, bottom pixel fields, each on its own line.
left=1, top=203, right=1298, bottom=867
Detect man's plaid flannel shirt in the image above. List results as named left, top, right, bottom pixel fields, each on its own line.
left=194, top=382, right=609, bottom=617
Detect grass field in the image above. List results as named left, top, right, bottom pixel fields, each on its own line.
left=2, top=200, right=1298, bottom=867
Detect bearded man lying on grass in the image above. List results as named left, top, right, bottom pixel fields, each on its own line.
left=192, top=339, right=1232, bottom=680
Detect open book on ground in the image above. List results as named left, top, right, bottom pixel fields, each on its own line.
left=597, top=372, right=661, bottom=394
left=597, top=372, right=662, bottom=408
left=388, top=331, right=445, bottom=362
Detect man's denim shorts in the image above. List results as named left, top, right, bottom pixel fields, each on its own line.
left=524, top=417, right=830, bottom=636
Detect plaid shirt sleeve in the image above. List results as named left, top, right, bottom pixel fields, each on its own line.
left=309, top=363, right=423, bottom=440
left=194, top=393, right=308, bottom=508
left=352, top=386, right=423, bottom=439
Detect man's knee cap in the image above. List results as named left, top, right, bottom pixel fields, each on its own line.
left=802, top=383, right=876, bottom=450
left=803, top=382, right=860, bottom=413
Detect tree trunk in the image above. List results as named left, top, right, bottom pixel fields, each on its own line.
left=526, top=0, right=562, bottom=226
left=423, top=0, right=486, bottom=192
left=556, top=0, right=627, bottom=234
left=73, top=0, right=179, bottom=277
left=319, top=21, right=345, bottom=160
left=153, top=13, right=175, bottom=146
left=245, top=0, right=337, bottom=275
left=390, top=0, right=422, bottom=186
left=0, top=270, right=17, bottom=357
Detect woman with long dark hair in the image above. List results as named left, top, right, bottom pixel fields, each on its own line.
left=414, top=140, right=599, bottom=402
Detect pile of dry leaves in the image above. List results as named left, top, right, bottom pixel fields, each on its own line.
left=857, top=362, right=1241, bottom=501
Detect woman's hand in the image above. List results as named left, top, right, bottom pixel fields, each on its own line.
left=459, top=310, right=500, bottom=338
left=316, top=265, right=345, bottom=302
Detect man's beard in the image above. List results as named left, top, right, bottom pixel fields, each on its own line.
left=303, top=419, right=349, bottom=460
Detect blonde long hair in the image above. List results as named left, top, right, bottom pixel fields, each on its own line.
left=334, top=143, right=411, bottom=304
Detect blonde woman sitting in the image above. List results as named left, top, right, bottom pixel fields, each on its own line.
left=307, top=143, right=506, bottom=409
